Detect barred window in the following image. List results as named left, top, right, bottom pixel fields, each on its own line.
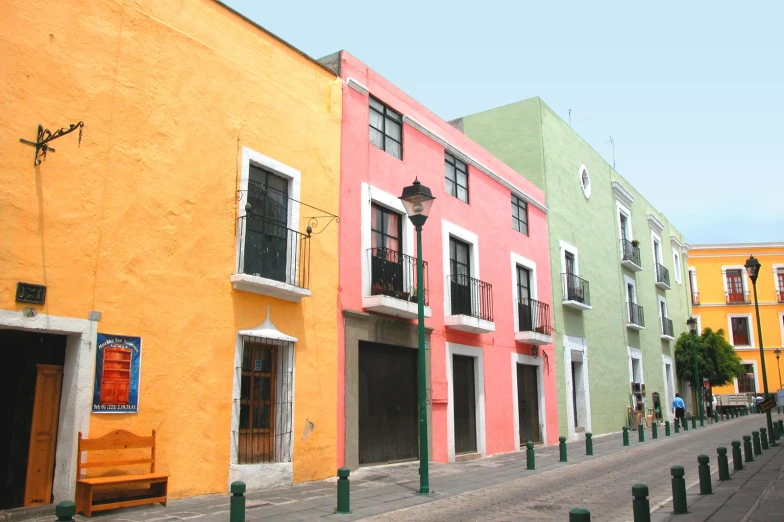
left=512, top=195, right=529, bottom=235
left=369, top=97, right=402, bottom=159
left=445, top=152, right=468, bottom=203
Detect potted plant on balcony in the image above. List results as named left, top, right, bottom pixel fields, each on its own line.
left=631, top=239, right=640, bottom=247
left=410, top=287, right=419, bottom=303
left=383, top=283, right=398, bottom=298
left=372, top=283, right=384, bottom=295
left=401, top=291, right=410, bottom=300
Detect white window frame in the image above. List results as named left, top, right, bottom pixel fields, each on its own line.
left=628, top=347, right=645, bottom=410
left=510, top=252, right=538, bottom=332
left=624, top=274, right=638, bottom=323
left=727, top=313, right=754, bottom=347
left=446, top=343, right=486, bottom=462
left=360, top=182, right=415, bottom=297
left=721, top=265, right=749, bottom=295
left=651, top=231, right=663, bottom=274
left=442, top=220, right=480, bottom=316
left=773, top=264, right=784, bottom=294
left=658, top=295, right=668, bottom=319
left=661, top=355, right=675, bottom=422
left=693, top=314, right=702, bottom=334
left=559, top=240, right=580, bottom=276
left=688, top=267, right=699, bottom=297
left=510, top=352, right=547, bottom=449
left=780, top=311, right=784, bottom=346
left=563, top=335, right=591, bottom=441
left=579, top=164, right=591, bottom=199
left=616, top=201, right=633, bottom=242
left=672, top=249, right=682, bottom=284
left=734, top=360, right=759, bottom=394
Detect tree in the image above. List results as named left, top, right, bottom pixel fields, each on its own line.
left=674, top=327, right=745, bottom=388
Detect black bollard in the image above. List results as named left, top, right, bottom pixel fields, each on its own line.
left=761, top=428, right=769, bottom=450
left=698, top=455, right=712, bottom=495
left=585, top=432, right=593, bottom=456
left=744, top=435, right=754, bottom=462
left=632, top=484, right=651, bottom=522
left=717, top=447, right=730, bottom=481
left=753, top=431, right=762, bottom=456
left=732, top=440, right=743, bottom=470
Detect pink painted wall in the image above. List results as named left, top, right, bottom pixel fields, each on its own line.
left=336, top=51, right=558, bottom=466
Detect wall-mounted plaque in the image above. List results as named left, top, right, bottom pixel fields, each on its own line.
left=16, top=282, right=46, bottom=304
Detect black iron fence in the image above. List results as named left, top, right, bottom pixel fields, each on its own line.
left=655, top=263, right=670, bottom=287
left=726, top=291, right=750, bottom=304
left=517, top=298, right=552, bottom=335
left=661, top=317, right=674, bottom=338
left=628, top=302, right=645, bottom=327
left=368, top=247, right=429, bottom=306
left=621, top=239, right=641, bottom=267
left=447, top=274, right=493, bottom=321
left=562, top=273, right=590, bottom=306
left=237, top=215, right=310, bottom=288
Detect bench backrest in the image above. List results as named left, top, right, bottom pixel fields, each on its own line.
left=77, top=430, right=156, bottom=478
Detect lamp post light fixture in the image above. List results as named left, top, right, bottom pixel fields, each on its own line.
left=744, top=255, right=778, bottom=446
left=400, top=178, right=435, bottom=495
left=687, top=317, right=704, bottom=427
left=776, top=348, right=782, bottom=390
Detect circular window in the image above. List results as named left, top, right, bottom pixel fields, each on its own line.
left=579, top=165, right=591, bottom=199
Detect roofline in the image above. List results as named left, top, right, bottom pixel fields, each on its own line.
left=690, top=242, right=784, bottom=250
left=211, top=0, right=337, bottom=77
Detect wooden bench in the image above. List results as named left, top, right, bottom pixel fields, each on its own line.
left=76, top=430, right=169, bottom=517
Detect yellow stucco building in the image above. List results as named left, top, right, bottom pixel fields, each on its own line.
left=0, top=0, right=341, bottom=509
left=688, top=243, right=784, bottom=404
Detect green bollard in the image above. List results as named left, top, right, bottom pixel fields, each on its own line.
left=336, top=467, right=351, bottom=514
left=760, top=428, right=769, bottom=450
left=684, top=417, right=689, bottom=431
left=698, top=455, right=713, bottom=495
left=665, top=420, right=671, bottom=436
left=585, top=432, right=593, bottom=456
left=230, top=481, right=245, bottom=522
left=559, top=436, right=567, bottom=462
left=778, top=420, right=784, bottom=440
left=526, top=441, right=535, bottom=470
left=744, top=435, right=754, bottom=462
left=753, top=431, right=762, bottom=456
left=55, top=501, right=76, bottom=522
left=674, top=419, right=680, bottom=433
left=671, top=466, right=688, bottom=514
left=652, top=422, right=658, bottom=439
left=632, top=484, right=651, bottom=522
left=691, top=416, right=697, bottom=429
left=623, top=426, right=630, bottom=446
left=732, top=440, right=743, bottom=470
left=714, top=411, right=719, bottom=423
left=717, top=447, right=730, bottom=481
left=638, top=423, right=645, bottom=442
left=569, top=508, right=591, bottom=521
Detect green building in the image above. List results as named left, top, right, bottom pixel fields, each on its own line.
left=452, top=98, right=692, bottom=440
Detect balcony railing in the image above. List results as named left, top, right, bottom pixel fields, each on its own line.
left=691, top=292, right=700, bottom=306
left=725, top=291, right=750, bottom=304
left=562, top=273, right=591, bottom=307
left=368, top=247, right=429, bottom=305
left=627, top=302, right=645, bottom=328
left=777, top=290, right=784, bottom=303
left=620, top=239, right=642, bottom=269
left=518, top=298, right=552, bottom=335
left=447, top=274, right=493, bottom=321
left=661, top=317, right=674, bottom=338
left=237, top=214, right=310, bottom=289
left=655, top=263, right=670, bottom=288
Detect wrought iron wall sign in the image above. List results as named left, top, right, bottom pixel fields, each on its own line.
left=16, top=282, right=47, bottom=304
left=237, top=188, right=339, bottom=235
left=20, top=121, right=85, bottom=165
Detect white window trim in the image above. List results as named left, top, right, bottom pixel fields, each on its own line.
left=688, top=267, right=699, bottom=293
left=662, top=355, right=675, bottom=422
left=780, top=312, right=784, bottom=346
left=559, top=240, right=580, bottom=276
left=672, top=249, right=682, bottom=284
left=624, top=274, right=638, bottom=324
left=442, top=220, right=480, bottom=316
left=628, top=346, right=644, bottom=383
left=511, top=252, right=538, bottom=332
left=563, top=335, right=591, bottom=441
left=721, top=265, right=749, bottom=295
left=694, top=314, right=702, bottom=334
left=727, top=313, right=755, bottom=347
left=360, top=182, right=415, bottom=296
left=510, top=352, right=547, bottom=449
left=651, top=231, right=663, bottom=279
left=446, top=343, right=486, bottom=462
left=616, top=200, right=633, bottom=259
left=734, top=360, right=759, bottom=394
left=773, top=264, right=784, bottom=293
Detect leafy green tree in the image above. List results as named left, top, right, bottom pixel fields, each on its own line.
left=675, top=327, right=745, bottom=388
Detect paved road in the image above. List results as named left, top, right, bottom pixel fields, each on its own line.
left=368, top=417, right=780, bottom=521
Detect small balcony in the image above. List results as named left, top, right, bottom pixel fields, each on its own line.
left=691, top=292, right=700, bottom=306
left=655, top=263, right=671, bottom=290
left=661, top=317, right=675, bottom=341
left=562, top=273, right=591, bottom=310
left=725, top=291, right=750, bottom=305
left=777, top=290, right=784, bottom=303
left=363, top=247, right=431, bottom=319
left=515, top=298, right=553, bottom=345
left=620, top=240, right=642, bottom=272
left=445, top=274, right=494, bottom=333
left=231, top=215, right=311, bottom=301
left=627, top=302, right=645, bottom=330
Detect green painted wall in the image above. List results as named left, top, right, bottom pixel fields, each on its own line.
left=457, top=98, right=691, bottom=439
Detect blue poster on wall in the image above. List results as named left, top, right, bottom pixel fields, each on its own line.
left=92, top=333, right=142, bottom=413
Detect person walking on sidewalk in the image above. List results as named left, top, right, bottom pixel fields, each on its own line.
left=672, top=393, right=686, bottom=428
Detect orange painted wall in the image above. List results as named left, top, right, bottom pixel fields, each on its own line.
left=0, top=0, right=341, bottom=497
left=688, top=244, right=784, bottom=395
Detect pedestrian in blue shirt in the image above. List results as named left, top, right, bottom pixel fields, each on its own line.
left=672, top=393, right=686, bottom=428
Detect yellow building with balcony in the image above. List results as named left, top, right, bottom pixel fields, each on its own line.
left=688, top=243, right=784, bottom=405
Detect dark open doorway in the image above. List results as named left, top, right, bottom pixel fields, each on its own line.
left=0, top=329, right=66, bottom=509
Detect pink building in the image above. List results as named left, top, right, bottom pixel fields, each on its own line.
left=325, top=51, right=558, bottom=469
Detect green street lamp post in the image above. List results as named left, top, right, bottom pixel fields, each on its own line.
left=775, top=348, right=782, bottom=390
left=744, top=255, right=778, bottom=446
left=400, top=178, right=435, bottom=494
left=687, top=317, right=704, bottom=427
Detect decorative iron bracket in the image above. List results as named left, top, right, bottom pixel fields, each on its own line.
left=20, top=121, right=85, bottom=165
left=237, top=189, right=340, bottom=235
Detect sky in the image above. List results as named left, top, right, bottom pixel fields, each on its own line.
left=224, top=0, right=783, bottom=245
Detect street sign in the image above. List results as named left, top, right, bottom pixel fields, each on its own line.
left=758, top=396, right=777, bottom=413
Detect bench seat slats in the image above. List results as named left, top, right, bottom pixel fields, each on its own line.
left=80, top=458, right=154, bottom=468
left=77, top=472, right=169, bottom=485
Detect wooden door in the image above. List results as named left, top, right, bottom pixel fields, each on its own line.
left=24, top=365, right=63, bottom=506
left=453, top=355, right=477, bottom=454
left=517, top=364, right=540, bottom=445
left=358, top=342, right=418, bottom=465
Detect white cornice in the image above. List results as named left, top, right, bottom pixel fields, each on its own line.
left=346, top=77, right=368, bottom=95
left=403, top=115, right=548, bottom=214
left=611, top=181, right=635, bottom=207
left=670, top=235, right=690, bottom=254
left=647, top=214, right=665, bottom=235
left=691, top=242, right=784, bottom=250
